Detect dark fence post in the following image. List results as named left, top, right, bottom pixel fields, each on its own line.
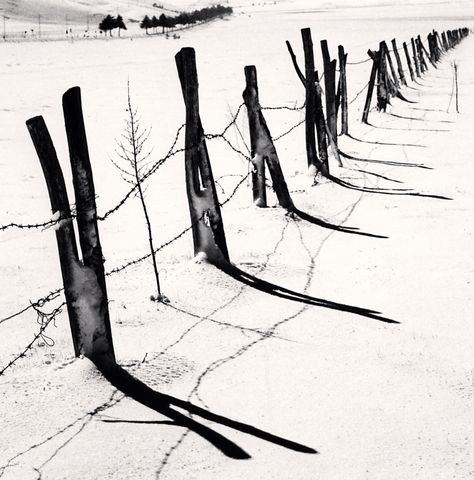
left=242, top=65, right=295, bottom=211
left=403, top=41, right=415, bottom=82
left=362, top=49, right=379, bottom=124
left=286, top=38, right=328, bottom=176
left=416, top=36, right=427, bottom=73
left=320, top=40, right=338, bottom=147
left=383, top=40, right=400, bottom=91
left=442, top=31, right=448, bottom=51
left=175, top=47, right=229, bottom=263
left=411, top=37, right=421, bottom=77
left=377, top=43, right=388, bottom=111
left=242, top=67, right=267, bottom=207
left=313, top=71, right=330, bottom=172
left=301, top=28, right=320, bottom=171
left=418, top=35, right=433, bottom=69
left=62, top=86, right=115, bottom=361
left=26, top=116, right=83, bottom=358
left=391, top=39, right=407, bottom=86
left=338, top=45, right=349, bottom=135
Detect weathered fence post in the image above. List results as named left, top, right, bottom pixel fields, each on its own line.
left=391, top=38, right=407, bottom=86
left=26, top=97, right=116, bottom=361
left=403, top=41, right=415, bottom=82
left=26, top=117, right=83, bottom=358
left=313, top=71, right=330, bottom=171
left=242, top=68, right=267, bottom=207
left=441, top=31, right=448, bottom=51
left=301, top=28, right=320, bottom=172
left=337, top=45, right=349, bottom=135
left=175, top=47, right=229, bottom=263
left=416, top=36, right=427, bottom=73
left=242, top=65, right=295, bottom=210
left=421, top=34, right=436, bottom=67
left=411, top=37, right=421, bottom=77
left=62, top=86, right=115, bottom=360
left=382, top=40, right=399, bottom=91
left=320, top=40, right=338, bottom=147
left=362, top=49, right=379, bottom=123
left=377, top=43, right=389, bottom=111
left=286, top=37, right=329, bottom=176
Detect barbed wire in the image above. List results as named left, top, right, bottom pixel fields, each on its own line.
left=0, top=288, right=63, bottom=326
left=0, top=302, right=66, bottom=377
left=261, top=102, right=306, bottom=111
left=273, top=117, right=306, bottom=142
left=347, top=57, right=371, bottom=65
left=348, top=81, right=370, bottom=105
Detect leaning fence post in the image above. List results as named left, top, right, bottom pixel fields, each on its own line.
left=362, top=49, right=378, bottom=124
left=62, top=86, right=115, bottom=360
left=175, top=47, right=230, bottom=263
left=391, top=39, right=407, bottom=86
left=286, top=37, right=328, bottom=176
left=411, top=37, right=421, bottom=77
left=403, top=41, right=415, bottom=82
left=320, top=40, right=338, bottom=147
left=383, top=40, right=400, bottom=91
left=242, top=65, right=295, bottom=210
left=377, top=43, right=388, bottom=111
left=416, top=36, right=426, bottom=73
left=243, top=67, right=267, bottom=207
left=338, top=45, right=349, bottom=135
left=26, top=116, right=83, bottom=358
left=301, top=28, right=320, bottom=172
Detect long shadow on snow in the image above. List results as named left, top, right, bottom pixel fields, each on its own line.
left=388, top=112, right=454, bottom=124
left=346, top=133, right=426, bottom=148
left=290, top=207, right=387, bottom=239
left=339, top=150, right=432, bottom=170
left=327, top=174, right=452, bottom=200
left=93, top=354, right=317, bottom=460
left=214, top=260, right=398, bottom=324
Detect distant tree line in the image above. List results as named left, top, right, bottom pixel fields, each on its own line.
left=140, top=4, right=233, bottom=34
left=98, top=14, right=127, bottom=36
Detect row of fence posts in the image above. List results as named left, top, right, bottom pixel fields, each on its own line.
left=24, top=25, right=469, bottom=369
left=362, top=27, right=470, bottom=123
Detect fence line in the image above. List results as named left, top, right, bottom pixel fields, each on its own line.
left=1, top=24, right=470, bottom=377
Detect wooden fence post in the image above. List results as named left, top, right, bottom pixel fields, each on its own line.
left=175, top=47, right=230, bottom=263
left=403, top=41, right=415, bottom=82
left=320, top=40, right=338, bottom=147
left=242, top=65, right=295, bottom=210
left=242, top=67, right=267, bottom=207
left=418, top=35, right=434, bottom=68
left=26, top=116, right=83, bottom=358
left=62, top=86, right=115, bottom=360
left=377, top=43, right=388, bottom=111
left=416, top=36, right=427, bottom=73
left=362, top=49, right=379, bottom=123
left=286, top=39, right=329, bottom=176
left=26, top=108, right=115, bottom=361
left=382, top=40, right=400, bottom=91
left=411, top=37, right=421, bottom=77
left=441, top=31, right=448, bottom=51
left=338, top=45, right=349, bottom=134
left=301, top=28, right=320, bottom=171
left=391, top=39, right=407, bottom=86
left=314, top=71, right=330, bottom=172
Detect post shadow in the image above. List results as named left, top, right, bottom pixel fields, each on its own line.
left=93, top=354, right=318, bottom=460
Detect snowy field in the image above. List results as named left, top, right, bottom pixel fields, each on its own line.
left=1, top=0, right=474, bottom=478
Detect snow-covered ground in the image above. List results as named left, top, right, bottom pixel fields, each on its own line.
left=1, top=1, right=474, bottom=479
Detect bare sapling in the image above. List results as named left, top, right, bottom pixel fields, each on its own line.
left=112, top=82, right=168, bottom=303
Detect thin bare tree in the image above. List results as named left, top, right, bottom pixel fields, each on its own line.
left=111, top=82, right=167, bottom=302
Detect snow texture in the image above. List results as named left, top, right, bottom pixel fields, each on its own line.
left=1, top=0, right=474, bottom=479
